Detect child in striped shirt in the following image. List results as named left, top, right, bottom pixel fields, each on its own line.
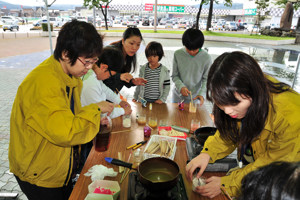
left=133, top=41, right=170, bottom=104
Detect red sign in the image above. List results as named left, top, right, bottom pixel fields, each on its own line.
left=102, top=5, right=110, bottom=8
left=145, top=3, right=153, bottom=11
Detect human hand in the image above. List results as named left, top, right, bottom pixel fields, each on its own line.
left=119, top=101, right=131, bottom=109
left=95, top=101, right=114, bottom=115
left=180, top=87, right=190, bottom=97
left=132, top=99, right=137, bottom=102
left=100, top=117, right=109, bottom=126
left=186, top=153, right=210, bottom=182
left=120, top=73, right=133, bottom=83
left=155, top=99, right=163, bottom=104
left=193, top=95, right=204, bottom=106
left=132, top=78, right=147, bottom=86
left=195, top=176, right=222, bottom=198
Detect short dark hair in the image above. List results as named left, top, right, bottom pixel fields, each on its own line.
left=239, top=161, right=300, bottom=200
left=182, top=28, right=204, bottom=50
left=54, top=19, right=103, bottom=66
left=145, top=41, right=164, bottom=61
left=96, top=47, right=124, bottom=73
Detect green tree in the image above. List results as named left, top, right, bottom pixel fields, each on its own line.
left=252, top=0, right=270, bottom=35
left=194, top=0, right=205, bottom=29
left=83, top=0, right=112, bottom=30
left=274, top=0, right=300, bottom=10
left=192, top=0, right=232, bottom=30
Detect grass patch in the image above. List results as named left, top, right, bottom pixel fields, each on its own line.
left=203, top=31, right=294, bottom=40
left=101, top=29, right=294, bottom=40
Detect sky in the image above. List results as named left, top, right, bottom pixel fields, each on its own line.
left=3, top=0, right=244, bottom=6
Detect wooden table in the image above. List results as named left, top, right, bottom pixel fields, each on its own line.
left=69, top=103, right=228, bottom=200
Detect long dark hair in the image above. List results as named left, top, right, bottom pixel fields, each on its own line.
left=239, top=161, right=300, bottom=200
left=110, top=27, right=142, bottom=73
left=207, top=51, right=291, bottom=145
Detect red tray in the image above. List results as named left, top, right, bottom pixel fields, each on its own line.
left=158, top=126, right=187, bottom=140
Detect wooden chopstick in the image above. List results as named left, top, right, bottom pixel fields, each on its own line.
left=120, top=168, right=130, bottom=183
left=111, top=129, right=131, bottom=134
left=221, top=186, right=233, bottom=200
left=138, top=95, right=146, bottom=101
left=120, top=152, right=132, bottom=183
left=189, top=92, right=194, bottom=107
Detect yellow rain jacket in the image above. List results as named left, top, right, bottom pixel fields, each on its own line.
left=9, top=56, right=101, bottom=188
left=202, top=90, right=300, bottom=197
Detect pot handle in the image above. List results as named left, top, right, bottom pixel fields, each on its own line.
left=105, top=157, right=133, bottom=169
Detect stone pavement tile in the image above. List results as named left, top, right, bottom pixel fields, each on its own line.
left=1, top=181, right=17, bottom=192
left=0, top=173, right=14, bottom=183
left=0, top=180, right=5, bottom=189
left=17, top=193, right=28, bottom=200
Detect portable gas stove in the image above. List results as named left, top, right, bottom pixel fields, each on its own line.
left=127, top=172, right=188, bottom=200
left=186, top=136, right=238, bottom=171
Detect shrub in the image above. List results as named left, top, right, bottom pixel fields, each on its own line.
left=41, top=23, right=53, bottom=31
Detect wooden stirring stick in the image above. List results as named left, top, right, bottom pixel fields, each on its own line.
left=189, top=92, right=194, bottom=107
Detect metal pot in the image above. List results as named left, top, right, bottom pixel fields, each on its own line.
left=194, top=126, right=217, bottom=146
left=107, top=157, right=180, bottom=192
left=138, top=157, right=179, bottom=191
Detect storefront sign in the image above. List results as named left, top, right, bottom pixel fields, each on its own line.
left=245, top=8, right=257, bottom=15
left=145, top=4, right=185, bottom=13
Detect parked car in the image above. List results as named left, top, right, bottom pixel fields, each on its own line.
left=49, top=17, right=63, bottom=27
left=200, top=22, right=207, bottom=30
left=76, top=16, right=87, bottom=22
left=247, top=24, right=260, bottom=32
left=134, top=16, right=140, bottom=24
left=1, top=16, right=18, bottom=25
left=114, top=16, right=122, bottom=24
left=165, top=20, right=173, bottom=29
left=127, top=18, right=137, bottom=27
left=177, top=21, right=188, bottom=29
left=17, top=17, right=25, bottom=24
left=213, top=23, right=225, bottom=31
left=101, top=19, right=113, bottom=27
left=3, top=22, right=19, bottom=31
left=33, top=19, right=48, bottom=26
left=225, top=21, right=238, bottom=31
left=142, top=19, right=150, bottom=26
left=159, top=18, right=168, bottom=25
left=270, top=23, right=279, bottom=30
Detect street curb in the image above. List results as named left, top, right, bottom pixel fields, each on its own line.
left=0, top=31, right=296, bottom=45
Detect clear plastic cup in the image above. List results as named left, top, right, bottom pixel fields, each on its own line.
left=191, top=119, right=200, bottom=132
left=122, top=114, right=131, bottom=128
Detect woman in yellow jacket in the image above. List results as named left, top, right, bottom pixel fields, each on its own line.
left=9, top=20, right=114, bottom=200
left=186, top=51, right=300, bottom=198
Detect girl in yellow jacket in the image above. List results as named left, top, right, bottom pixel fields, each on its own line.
left=186, top=51, right=300, bottom=198
left=9, top=20, right=114, bottom=200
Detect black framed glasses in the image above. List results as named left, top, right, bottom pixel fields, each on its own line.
left=77, top=57, right=99, bottom=68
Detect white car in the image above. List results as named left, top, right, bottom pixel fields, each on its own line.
left=126, top=18, right=137, bottom=28
left=1, top=16, right=19, bottom=25
left=101, top=20, right=112, bottom=27
left=247, top=24, right=260, bottom=32
left=49, top=17, right=63, bottom=27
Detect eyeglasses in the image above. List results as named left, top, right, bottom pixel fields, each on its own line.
left=77, top=57, right=99, bottom=68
